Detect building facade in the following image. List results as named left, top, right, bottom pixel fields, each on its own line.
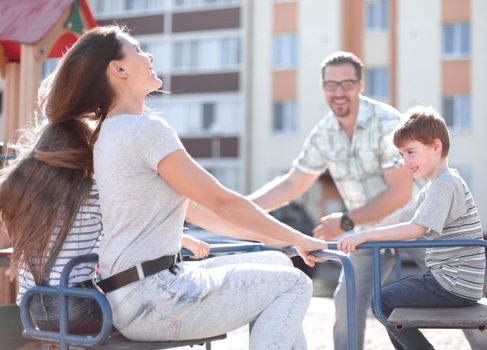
left=85, top=0, right=242, bottom=192
left=1, top=0, right=484, bottom=228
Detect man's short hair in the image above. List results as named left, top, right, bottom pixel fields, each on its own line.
left=320, top=51, right=364, bottom=82
left=393, top=106, right=450, bottom=158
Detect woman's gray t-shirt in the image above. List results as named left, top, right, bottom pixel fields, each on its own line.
left=94, top=114, right=187, bottom=278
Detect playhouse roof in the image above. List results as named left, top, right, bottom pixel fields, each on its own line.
left=0, top=0, right=96, bottom=61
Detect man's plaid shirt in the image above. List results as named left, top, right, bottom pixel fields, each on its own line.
left=294, top=95, right=403, bottom=221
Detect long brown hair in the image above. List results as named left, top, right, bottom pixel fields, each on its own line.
left=0, top=26, right=125, bottom=282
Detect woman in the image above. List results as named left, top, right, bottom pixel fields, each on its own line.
left=0, top=67, right=209, bottom=336
left=33, top=26, right=327, bottom=349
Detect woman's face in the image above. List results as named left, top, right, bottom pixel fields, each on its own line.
left=116, top=33, right=162, bottom=95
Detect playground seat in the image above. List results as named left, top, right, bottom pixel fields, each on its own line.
left=19, top=242, right=358, bottom=349
left=20, top=253, right=226, bottom=350
left=347, top=239, right=487, bottom=333
left=388, top=298, right=487, bottom=331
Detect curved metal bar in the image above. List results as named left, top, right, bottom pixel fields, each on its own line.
left=21, top=243, right=359, bottom=350
left=21, top=254, right=113, bottom=350
left=359, top=239, right=487, bottom=249
left=311, top=249, right=357, bottom=350
left=182, top=242, right=265, bottom=257
left=256, top=246, right=357, bottom=350
left=184, top=242, right=358, bottom=349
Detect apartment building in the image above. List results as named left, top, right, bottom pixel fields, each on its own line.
left=250, top=0, right=487, bottom=226
left=1, top=0, right=482, bottom=226
left=88, top=0, right=243, bottom=192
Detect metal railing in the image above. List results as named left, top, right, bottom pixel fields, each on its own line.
left=328, top=239, right=487, bottom=329
left=21, top=242, right=358, bottom=350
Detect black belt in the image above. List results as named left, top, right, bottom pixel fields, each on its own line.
left=96, top=252, right=181, bottom=294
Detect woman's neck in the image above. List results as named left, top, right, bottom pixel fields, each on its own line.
left=108, top=91, right=144, bottom=117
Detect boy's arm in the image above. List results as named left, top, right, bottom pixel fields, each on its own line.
left=376, top=208, right=404, bottom=227
left=337, top=222, right=427, bottom=253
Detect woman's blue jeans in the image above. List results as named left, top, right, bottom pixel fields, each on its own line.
left=29, top=280, right=102, bottom=334
left=373, top=271, right=478, bottom=350
left=106, top=251, right=312, bottom=349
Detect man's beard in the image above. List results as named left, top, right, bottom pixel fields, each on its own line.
left=330, top=99, right=351, bottom=118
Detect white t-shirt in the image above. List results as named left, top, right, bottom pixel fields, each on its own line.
left=94, top=114, right=186, bottom=278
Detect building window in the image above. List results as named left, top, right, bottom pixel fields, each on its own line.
left=366, top=67, right=389, bottom=102
left=365, top=0, right=388, bottom=32
left=220, top=38, right=241, bottom=69
left=442, top=95, right=471, bottom=131
left=202, top=103, right=216, bottom=130
left=125, top=0, right=148, bottom=10
left=173, top=0, right=239, bottom=9
left=442, top=22, right=470, bottom=58
left=205, top=165, right=239, bottom=190
left=273, top=101, right=297, bottom=134
left=273, top=34, right=298, bottom=69
left=157, top=97, right=241, bottom=136
left=172, top=37, right=240, bottom=72
left=92, top=0, right=165, bottom=16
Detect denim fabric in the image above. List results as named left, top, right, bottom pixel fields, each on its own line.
left=106, top=251, right=312, bottom=349
left=375, top=271, right=478, bottom=350
left=29, top=281, right=102, bottom=334
left=333, top=247, right=426, bottom=350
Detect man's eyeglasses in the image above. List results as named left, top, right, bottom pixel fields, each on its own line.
left=323, top=79, right=359, bottom=92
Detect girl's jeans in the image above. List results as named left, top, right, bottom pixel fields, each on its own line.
left=29, top=280, right=102, bottom=334
left=107, top=251, right=313, bottom=350
left=374, top=271, right=478, bottom=350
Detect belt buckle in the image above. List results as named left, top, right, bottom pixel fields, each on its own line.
left=92, top=275, right=105, bottom=294
left=135, top=262, right=145, bottom=281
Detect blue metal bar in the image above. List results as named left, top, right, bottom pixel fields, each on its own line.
left=186, top=242, right=358, bottom=350
left=21, top=242, right=358, bottom=350
left=191, top=242, right=358, bottom=350
left=394, top=251, right=402, bottom=280
left=313, top=249, right=357, bottom=350
left=0, top=152, right=16, bottom=161
left=181, top=242, right=265, bottom=257
left=20, top=254, right=113, bottom=349
left=371, top=247, right=388, bottom=326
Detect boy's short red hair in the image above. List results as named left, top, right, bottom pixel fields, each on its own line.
left=393, top=106, right=450, bottom=158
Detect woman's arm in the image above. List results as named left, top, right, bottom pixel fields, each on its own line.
left=186, top=201, right=292, bottom=248
left=157, top=150, right=327, bottom=265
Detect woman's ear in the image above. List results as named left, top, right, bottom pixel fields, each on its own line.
left=108, top=61, right=129, bottom=79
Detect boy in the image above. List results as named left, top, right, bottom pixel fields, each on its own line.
left=337, top=106, right=485, bottom=349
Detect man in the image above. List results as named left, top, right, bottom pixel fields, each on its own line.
left=249, top=51, right=414, bottom=350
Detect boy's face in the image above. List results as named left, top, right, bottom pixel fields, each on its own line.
left=398, top=139, right=442, bottom=180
